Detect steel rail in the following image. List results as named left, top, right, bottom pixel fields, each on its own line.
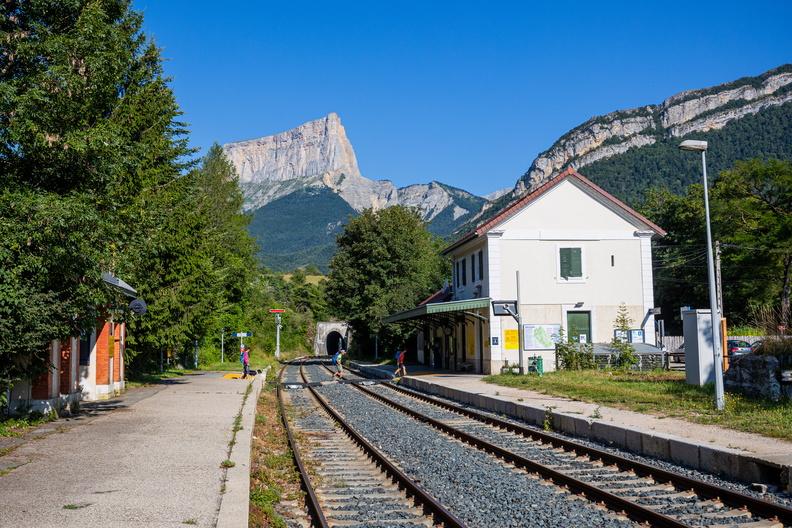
left=339, top=374, right=688, bottom=528
left=299, top=361, right=468, bottom=528
left=335, top=362, right=792, bottom=527
left=276, top=361, right=329, bottom=528
left=378, top=378, right=792, bottom=526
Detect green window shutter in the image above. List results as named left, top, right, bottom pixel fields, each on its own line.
left=559, top=248, right=571, bottom=278
left=569, top=248, right=582, bottom=278
left=560, top=248, right=582, bottom=279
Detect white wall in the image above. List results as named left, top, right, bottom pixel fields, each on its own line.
left=449, top=239, right=487, bottom=300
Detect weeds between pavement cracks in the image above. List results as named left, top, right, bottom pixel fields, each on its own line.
left=0, top=412, right=57, bottom=437
left=485, top=369, right=792, bottom=440
left=63, top=503, right=91, bottom=510
left=249, top=376, right=302, bottom=528
left=218, top=381, right=253, bottom=495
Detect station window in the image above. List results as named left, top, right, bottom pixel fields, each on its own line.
left=471, top=254, right=476, bottom=282
left=462, top=259, right=467, bottom=286
left=559, top=247, right=583, bottom=280
left=478, top=250, right=484, bottom=281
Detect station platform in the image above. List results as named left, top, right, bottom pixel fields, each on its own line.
left=349, top=361, right=792, bottom=492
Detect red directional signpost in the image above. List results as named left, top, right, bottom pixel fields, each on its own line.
left=269, top=309, right=286, bottom=359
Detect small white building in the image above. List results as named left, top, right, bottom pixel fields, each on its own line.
left=385, top=168, right=665, bottom=374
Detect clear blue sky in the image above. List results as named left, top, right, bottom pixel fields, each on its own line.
left=134, top=0, right=792, bottom=196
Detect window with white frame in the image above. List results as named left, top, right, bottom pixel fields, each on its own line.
left=558, top=247, right=584, bottom=281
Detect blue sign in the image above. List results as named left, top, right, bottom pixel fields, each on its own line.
left=232, top=332, right=252, bottom=337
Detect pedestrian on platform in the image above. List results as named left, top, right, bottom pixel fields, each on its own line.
left=240, top=345, right=250, bottom=379
left=332, top=349, right=346, bottom=379
left=393, top=348, right=407, bottom=379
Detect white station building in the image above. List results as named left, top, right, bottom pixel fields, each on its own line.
left=384, top=168, right=666, bottom=374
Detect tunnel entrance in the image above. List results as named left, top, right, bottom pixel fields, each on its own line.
left=326, top=331, right=344, bottom=356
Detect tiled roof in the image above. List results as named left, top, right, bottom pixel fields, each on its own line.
left=443, top=168, right=666, bottom=254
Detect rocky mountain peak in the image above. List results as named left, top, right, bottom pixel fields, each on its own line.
left=223, top=113, right=392, bottom=211
left=515, top=64, right=792, bottom=194
left=223, top=114, right=489, bottom=223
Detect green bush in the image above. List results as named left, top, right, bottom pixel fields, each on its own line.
left=556, top=329, right=596, bottom=370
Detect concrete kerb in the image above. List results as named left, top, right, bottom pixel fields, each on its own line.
left=216, top=366, right=268, bottom=528
left=388, top=373, right=791, bottom=488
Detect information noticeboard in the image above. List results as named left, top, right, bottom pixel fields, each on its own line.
left=522, top=324, right=562, bottom=350
left=503, top=329, right=519, bottom=350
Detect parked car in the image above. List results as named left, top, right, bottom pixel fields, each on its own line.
left=727, top=339, right=752, bottom=358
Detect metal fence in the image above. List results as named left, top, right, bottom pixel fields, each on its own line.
left=593, top=351, right=667, bottom=371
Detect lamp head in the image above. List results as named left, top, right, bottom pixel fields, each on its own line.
left=679, top=140, right=708, bottom=152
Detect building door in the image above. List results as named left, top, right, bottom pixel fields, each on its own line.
left=566, top=311, right=591, bottom=344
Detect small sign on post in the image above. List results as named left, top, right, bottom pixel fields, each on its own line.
left=233, top=331, right=252, bottom=352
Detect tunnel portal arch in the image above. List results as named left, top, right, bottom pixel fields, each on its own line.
left=313, top=322, right=351, bottom=356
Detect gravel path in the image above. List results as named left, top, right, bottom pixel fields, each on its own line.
left=304, top=365, right=636, bottom=528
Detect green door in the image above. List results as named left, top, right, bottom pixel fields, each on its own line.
left=567, top=311, right=591, bottom=344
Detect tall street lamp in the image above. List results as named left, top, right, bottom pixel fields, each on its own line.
left=679, top=139, right=725, bottom=410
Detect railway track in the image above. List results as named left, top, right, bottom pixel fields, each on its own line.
left=313, top=361, right=792, bottom=528
left=277, top=359, right=465, bottom=527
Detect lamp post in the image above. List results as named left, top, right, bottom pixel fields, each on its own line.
left=679, top=139, right=724, bottom=410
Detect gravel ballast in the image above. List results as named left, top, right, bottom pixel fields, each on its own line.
left=305, top=365, right=636, bottom=528
left=382, top=380, right=792, bottom=508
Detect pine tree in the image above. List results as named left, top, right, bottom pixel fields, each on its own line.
left=611, top=303, right=638, bottom=369
left=0, top=1, right=192, bottom=385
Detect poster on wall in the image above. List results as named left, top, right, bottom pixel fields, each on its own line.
left=503, top=329, right=519, bottom=350
left=522, top=324, right=561, bottom=350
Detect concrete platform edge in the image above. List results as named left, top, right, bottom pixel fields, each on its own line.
left=216, top=367, right=268, bottom=528
left=351, top=362, right=791, bottom=490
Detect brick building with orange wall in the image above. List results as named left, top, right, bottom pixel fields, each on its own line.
left=7, top=273, right=138, bottom=415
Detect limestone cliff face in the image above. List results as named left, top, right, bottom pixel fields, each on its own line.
left=516, top=65, right=792, bottom=194
left=224, top=113, right=399, bottom=212
left=223, top=113, right=487, bottom=226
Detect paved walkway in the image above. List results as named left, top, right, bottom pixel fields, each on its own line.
left=0, top=372, right=252, bottom=528
left=357, top=362, right=792, bottom=481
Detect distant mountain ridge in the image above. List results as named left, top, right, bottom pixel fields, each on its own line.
left=516, top=64, right=792, bottom=194
left=226, top=65, right=792, bottom=270
left=463, top=64, right=792, bottom=233
left=223, top=113, right=488, bottom=271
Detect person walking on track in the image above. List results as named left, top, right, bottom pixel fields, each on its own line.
left=240, top=345, right=250, bottom=379
left=393, top=348, right=407, bottom=379
left=332, top=348, right=346, bottom=379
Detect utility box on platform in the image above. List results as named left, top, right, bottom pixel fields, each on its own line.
left=683, top=309, right=716, bottom=386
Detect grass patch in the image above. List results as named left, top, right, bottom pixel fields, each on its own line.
left=484, top=369, right=792, bottom=440
left=220, top=459, right=235, bottom=468
left=0, top=412, right=56, bottom=438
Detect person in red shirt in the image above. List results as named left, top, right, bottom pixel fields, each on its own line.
left=393, top=348, right=407, bottom=379
left=240, top=345, right=250, bottom=379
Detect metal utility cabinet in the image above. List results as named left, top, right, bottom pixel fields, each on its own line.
left=682, top=309, right=717, bottom=386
